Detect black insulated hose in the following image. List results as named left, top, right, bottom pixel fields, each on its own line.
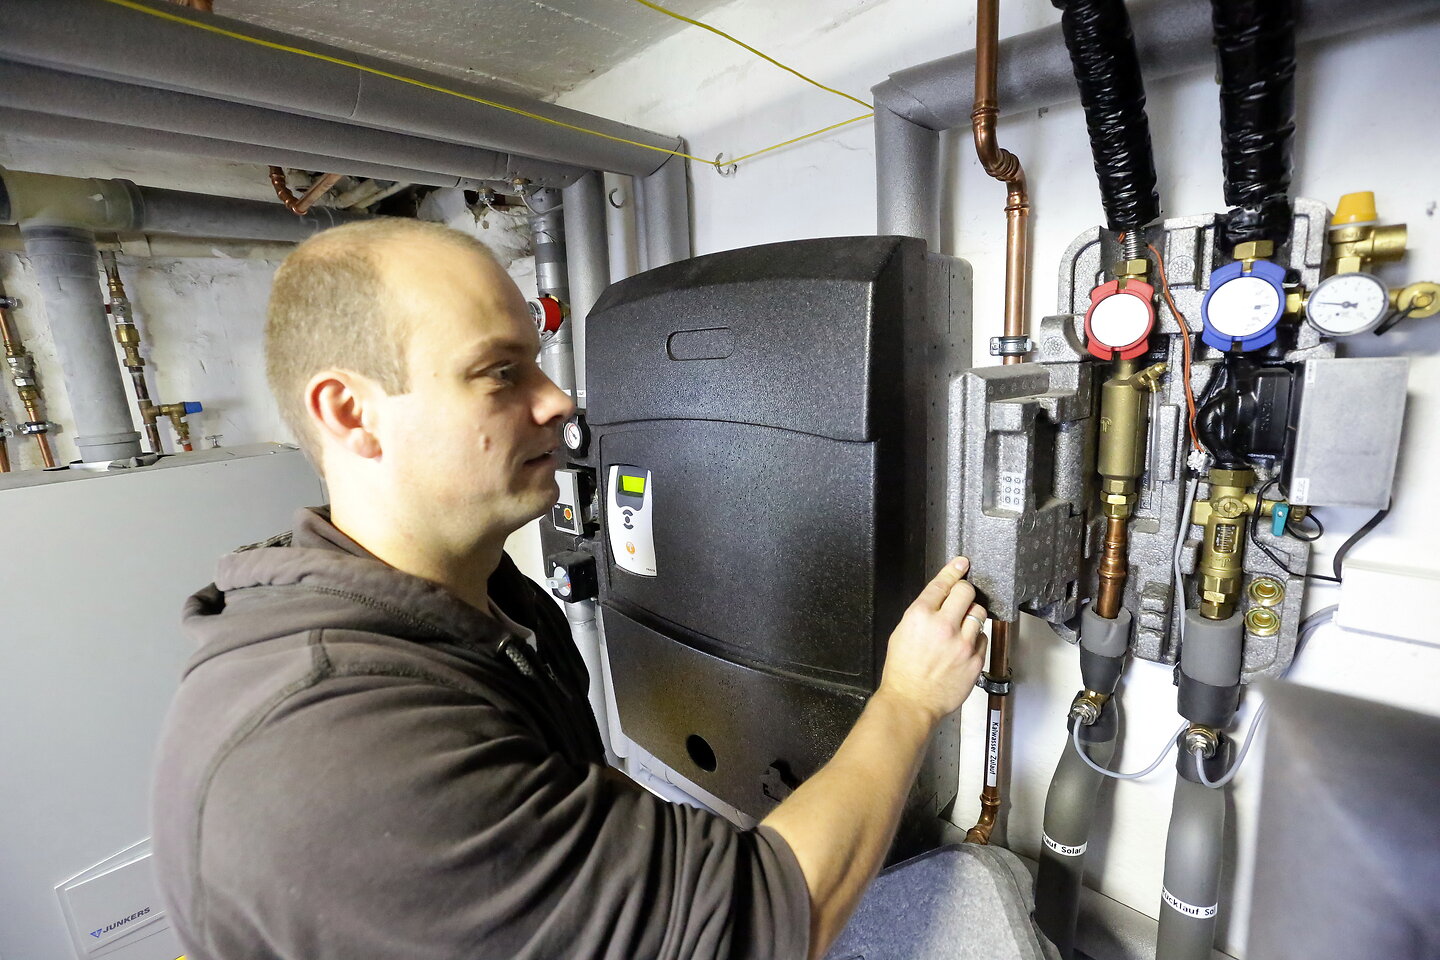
left=1211, top=0, right=1298, bottom=247
left=1052, top=0, right=1161, bottom=237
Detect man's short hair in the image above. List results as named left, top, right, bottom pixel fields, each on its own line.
left=265, top=217, right=500, bottom=466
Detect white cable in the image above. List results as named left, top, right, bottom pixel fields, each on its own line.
left=1194, top=699, right=1270, bottom=789
left=1172, top=475, right=1201, bottom=645
left=1072, top=719, right=1188, bottom=781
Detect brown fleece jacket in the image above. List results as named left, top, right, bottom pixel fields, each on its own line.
left=150, top=508, right=809, bottom=960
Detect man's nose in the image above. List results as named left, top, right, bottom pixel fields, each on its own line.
left=537, top=375, right=576, bottom=423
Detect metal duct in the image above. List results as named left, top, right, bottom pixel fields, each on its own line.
left=1211, top=0, right=1299, bottom=246
left=562, top=171, right=611, bottom=405
left=638, top=153, right=692, bottom=269
left=872, top=0, right=1439, bottom=238
left=1052, top=0, right=1162, bottom=233
left=0, top=0, right=684, bottom=179
left=0, top=62, right=584, bottom=189
left=19, top=226, right=141, bottom=462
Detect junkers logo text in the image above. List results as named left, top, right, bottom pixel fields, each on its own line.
left=90, top=906, right=151, bottom=938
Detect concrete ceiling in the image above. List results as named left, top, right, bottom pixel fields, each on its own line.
left=217, top=0, right=733, bottom=102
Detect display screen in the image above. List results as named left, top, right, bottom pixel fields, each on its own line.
left=621, top=475, right=646, bottom=495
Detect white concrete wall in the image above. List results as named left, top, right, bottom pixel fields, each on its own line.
left=557, top=3, right=1440, bottom=956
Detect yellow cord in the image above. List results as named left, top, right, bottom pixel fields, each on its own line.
left=96, top=0, right=871, bottom=171
left=627, top=0, right=873, bottom=111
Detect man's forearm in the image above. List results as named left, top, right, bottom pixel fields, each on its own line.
left=760, top=689, right=937, bottom=959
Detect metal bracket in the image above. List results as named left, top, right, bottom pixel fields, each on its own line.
left=18, top=421, right=49, bottom=436
left=975, top=672, right=1013, bottom=696
left=989, top=335, right=1035, bottom=358
left=0, top=296, right=19, bottom=310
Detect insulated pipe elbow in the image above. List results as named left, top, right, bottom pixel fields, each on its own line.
left=0, top=168, right=139, bottom=230
left=1052, top=0, right=1161, bottom=231
left=1157, top=772, right=1227, bottom=960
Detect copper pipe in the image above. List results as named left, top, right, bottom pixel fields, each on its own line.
left=964, top=0, right=1030, bottom=847
left=268, top=167, right=342, bottom=216
left=0, top=435, right=10, bottom=473
left=971, top=0, right=1031, bottom=366
left=965, top=619, right=1013, bottom=845
left=0, top=288, right=57, bottom=467
left=173, top=0, right=213, bottom=11
left=1095, top=516, right=1130, bottom=619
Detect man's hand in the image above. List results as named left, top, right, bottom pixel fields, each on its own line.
left=877, top=556, right=990, bottom=725
left=761, top=557, right=990, bottom=959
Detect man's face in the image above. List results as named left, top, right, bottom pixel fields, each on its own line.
left=373, top=239, right=574, bottom=545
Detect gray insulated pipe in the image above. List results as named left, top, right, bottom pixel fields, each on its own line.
left=1157, top=765, right=1228, bottom=960
left=20, top=226, right=140, bottom=462
left=1035, top=606, right=1132, bottom=959
left=529, top=187, right=574, bottom=396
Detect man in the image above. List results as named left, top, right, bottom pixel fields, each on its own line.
left=152, top=218, right=989, bottom=960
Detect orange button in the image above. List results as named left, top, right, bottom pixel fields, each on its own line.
left=563, top=507, right=573, bottom=521
left=625, top=542, right=636, bottom=555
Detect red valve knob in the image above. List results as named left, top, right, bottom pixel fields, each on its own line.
left=1084, top=279, right=1156, bottom=361
left=529, top=296, right=565, bottom=336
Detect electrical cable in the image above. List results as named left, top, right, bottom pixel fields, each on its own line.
left=1073, top=718, right=1188, bottom=781
left=1249, top=476, right=1340, bottom=584
left=99, top=0, right=869, bottom=172
left=1173, top=473, right=1202, bottom=645
left=1330, top=507, right=1390, bottom=582
left=1193, top=700, right=1268, bottom=789
left=1285, top=511, right=1324, bottom=542
left=627, top=0, right=872, bottom=110
left=1149, top=242, right=1200, bottom=451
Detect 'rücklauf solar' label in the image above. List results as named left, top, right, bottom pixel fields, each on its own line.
left=1162, top=887, right=1218, bottom=920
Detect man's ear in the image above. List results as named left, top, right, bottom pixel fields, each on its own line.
left=304, top=369, right=385, bottom=462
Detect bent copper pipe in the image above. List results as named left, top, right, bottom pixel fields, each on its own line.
left=965, top=0, right=1032, bottom=847
left=268, top=167, right=343, bottom=216
left=971, top=0, right=1031, bottom=367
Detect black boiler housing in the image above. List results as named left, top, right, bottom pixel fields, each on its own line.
left=586, top=236, right=968, bottom=847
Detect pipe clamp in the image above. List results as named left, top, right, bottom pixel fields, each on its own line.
left=975, top=673, right=1013, bottom=695
left=989, top=335, right=1034, bottom=358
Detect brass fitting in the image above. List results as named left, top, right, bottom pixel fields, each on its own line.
left=1190, top=466, right=1258, bottom=620
left=1182, top=724, right=1220, bottom=759
left=1234, top=240, right=1275, bottom=269
left=114, top=321, right=144, bottom=370
left=1396, top=281, right=1440, bottom=320
left=1247, top=577, right=1285, bottom=608
left=1069, top=689, right=1111, bottom=726
left=1098, top=360, right=1168, bottom=519
left=158, top=402, right=193, bottom=447
left=1245, top=607, right=1281, bottom=638
left=1114, top=257, right=1149, bottom=286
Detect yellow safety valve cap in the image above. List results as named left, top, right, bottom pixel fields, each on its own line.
left=1331, top=191, right=1378, bottom=228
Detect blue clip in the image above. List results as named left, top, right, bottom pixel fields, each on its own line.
left=1271, top=502, right=1291, bottom=537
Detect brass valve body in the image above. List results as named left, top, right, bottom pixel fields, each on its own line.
left=1190, top=466, right=1258, bottom=621
left=1097, top=360, right=1168, bottom=520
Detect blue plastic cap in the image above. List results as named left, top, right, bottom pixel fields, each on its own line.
left=182, top=401, right=204, bottom=415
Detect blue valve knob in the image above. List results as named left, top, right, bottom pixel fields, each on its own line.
left=182, top=401, right=203, bottom=415
left=1271, top=501, right=1291, bottom=538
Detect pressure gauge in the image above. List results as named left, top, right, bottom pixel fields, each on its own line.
left=1305, top=272, right=1391, bottom=337
left=1084, top=279, right=1156, bottom=360
left=1200, top=259, right=1288, bottom=353
left=562, top=413, right=590, bottom=456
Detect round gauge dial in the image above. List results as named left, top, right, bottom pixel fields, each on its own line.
left=1306, top=272, right=1390, bottom=336
left=1205, top=275, right=1282, bottom=338
left=1090, top=292, right=1152, bottom=348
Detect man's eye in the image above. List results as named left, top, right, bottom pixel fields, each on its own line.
left=487, top=364, right=519, bottom=384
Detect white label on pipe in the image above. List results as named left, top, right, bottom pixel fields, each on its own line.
left=1043, top=834, right=1087, bottom=858
left=1162, top=886, right=1218, bottom=920
left=985, top=709, right=1002, bottom=787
